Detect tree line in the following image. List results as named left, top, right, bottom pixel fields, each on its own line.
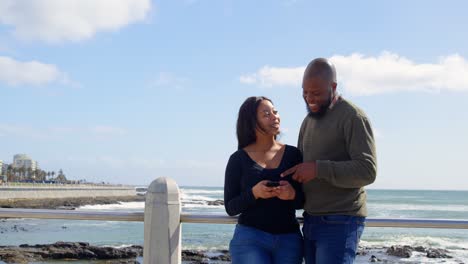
left=4, top=165, right=68, bottom=183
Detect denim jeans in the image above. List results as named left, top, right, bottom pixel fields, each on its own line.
left=302, top=214, right=365, bottom=264
left=229, top=224, right=303, bottom=264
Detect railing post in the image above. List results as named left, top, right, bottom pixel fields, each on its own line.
left=143, top=177, right=181, bottom=264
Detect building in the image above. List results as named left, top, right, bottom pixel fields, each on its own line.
left=0, top=160, right=3, bottom=175
left=1, top=162, right=8, bottom=175
left=12, top=154, right=38, bottom=171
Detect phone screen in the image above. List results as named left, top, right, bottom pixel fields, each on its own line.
left=266, top=181, right=280, bottom=187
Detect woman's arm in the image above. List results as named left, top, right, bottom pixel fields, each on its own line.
left=224, top=154, right=256, bottom=216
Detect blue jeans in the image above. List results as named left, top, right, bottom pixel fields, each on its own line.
left=302, top=214, right=365, bottom=264
left=229, top=224, right=303, bottom=264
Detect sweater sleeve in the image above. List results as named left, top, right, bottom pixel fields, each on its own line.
left=297, top=118, right=307, bottom=154
left=291, top=148, right=305, bottom=209
left=224, top=153, right=257, bottom=216
left=316, top=114, right=377, bottom=188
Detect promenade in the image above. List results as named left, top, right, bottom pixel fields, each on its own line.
left=0, top=183, right=137, bottom=200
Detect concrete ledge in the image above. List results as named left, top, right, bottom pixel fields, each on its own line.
left=0, top=185, right=137, bottom=199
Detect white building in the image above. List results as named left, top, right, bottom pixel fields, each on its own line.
left=0, top=160, right=3, bottom=175
left=12, top=154, right=38, bottom=171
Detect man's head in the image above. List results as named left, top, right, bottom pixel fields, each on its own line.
left=302, top=58, right=337, bottom=118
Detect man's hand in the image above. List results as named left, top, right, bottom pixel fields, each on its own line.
left=252, top=180, right=278, bottom=199
left=280, top=161, right=317, bottom=183
left=272, top=181, right=295, bottom=200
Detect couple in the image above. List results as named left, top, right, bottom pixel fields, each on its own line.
left=224, top=58, right=377, bottom=264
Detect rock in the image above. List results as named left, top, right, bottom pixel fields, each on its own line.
left=56, top=206, right=76, bottom=210
left=206, top=200, right=224, bottom=206
left=106, top=260, right=139, bottom=264
left=210, top=249, right=231, bottom=261
left=0, top=251, right=41, bottom=264
left=370, top=255, right=380, bottom=262
left=414, top=246, right=426, bottom=253
left=357, top=246, right=369, bottom=256
left=181, top=249, right=231, bottom=262
left=182, top=250, right=205, bottom=262
left=0, top=242, right=143, bottom=263
left=386, top=245, right=413, bottom=258
left=426, top=248, right=452, bottom=258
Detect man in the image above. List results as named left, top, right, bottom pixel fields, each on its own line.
left=281, top=58, right=377, bottom=264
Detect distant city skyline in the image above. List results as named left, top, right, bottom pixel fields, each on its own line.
left=1, top=153, right=38, bottom=170
left=1, top=0, right=467, bottom=190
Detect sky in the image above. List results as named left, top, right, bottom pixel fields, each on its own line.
left=1, top=0, right=467, bottom=190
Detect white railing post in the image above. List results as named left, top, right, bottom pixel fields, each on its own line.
left=143, top=177, right=181, bottom=264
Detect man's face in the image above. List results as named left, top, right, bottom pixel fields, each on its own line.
left=302, top=77, right=336, bottom=118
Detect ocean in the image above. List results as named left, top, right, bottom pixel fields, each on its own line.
left=1, top=188, right=467, bottom=263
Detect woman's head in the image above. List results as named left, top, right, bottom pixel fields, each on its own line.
left=236, top=96, right=280, bottom=149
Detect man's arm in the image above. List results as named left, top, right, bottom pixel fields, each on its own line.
left=316, top=114, right=377, bottom=188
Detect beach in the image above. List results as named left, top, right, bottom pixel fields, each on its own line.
left=1, top=187, right=468, bottom=263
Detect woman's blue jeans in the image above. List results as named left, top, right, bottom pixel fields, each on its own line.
left=229, top=224, right=303, bottom=264
left=302, top=214, right=365, bottom=264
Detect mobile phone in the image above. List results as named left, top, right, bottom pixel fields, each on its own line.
left=266, top=181, right=280, bottom=187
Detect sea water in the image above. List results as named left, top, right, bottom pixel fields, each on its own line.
left=1, top=188, right=467, bottom=263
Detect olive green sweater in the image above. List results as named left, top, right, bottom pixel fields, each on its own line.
left=298, top=98, right=377, bottom=217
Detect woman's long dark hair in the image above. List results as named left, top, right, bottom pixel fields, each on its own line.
left=236, top=96, right=273, bottom=150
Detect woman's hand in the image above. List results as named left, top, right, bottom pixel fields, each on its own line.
left=252, top=180, right=278, bottom=199
left=273, top=181, right=296, bottom=200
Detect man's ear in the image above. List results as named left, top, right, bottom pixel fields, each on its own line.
left=331, top=82, right=337, bottom=92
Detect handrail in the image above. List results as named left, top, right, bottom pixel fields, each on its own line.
left=1, top=208, right=467, bottom=229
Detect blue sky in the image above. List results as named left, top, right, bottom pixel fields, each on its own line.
left=1, top=0, right=467, bottom=190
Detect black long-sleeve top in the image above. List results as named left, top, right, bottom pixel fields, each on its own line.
left=224, top=145, right=304, bottom=234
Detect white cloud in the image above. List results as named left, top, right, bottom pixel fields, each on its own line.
left=0, top=56, right=69, bottom=86
left=240, top=65, right=304, bottom=87
left=148, top=72, right=188, bottom=91
left=0, top=0, right=152, bottom=43
left=240, top=52, right=468, bottom=95
left=330, top=52, right=468, bottom=95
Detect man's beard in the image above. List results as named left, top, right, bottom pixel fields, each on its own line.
left=305, top=96, right=332, bottom=119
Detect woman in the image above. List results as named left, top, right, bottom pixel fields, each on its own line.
left=224, top=96, right=304, bottom=264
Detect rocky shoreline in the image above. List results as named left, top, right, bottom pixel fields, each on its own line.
left=0, top=198, right=465, bottom=263
left=0, top=242, right=462, bottom=264
left=0, top=196, right=145, bottom=210
left=0, top=242, right=142, bottom=264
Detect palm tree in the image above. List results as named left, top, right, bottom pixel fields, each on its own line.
left=12, top=167, right=18, bottom=181
left=6, top=165, right=14, bottom=182
left=57, top=169, right=67, bottom=183
left=27, top=168, right=33, bottom=181
left=19, top=167, right=26, bottom=181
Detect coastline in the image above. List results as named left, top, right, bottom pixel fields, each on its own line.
left=0, top=241, right=231, bottom=263
left=1, top=188, right=467, bottom=263
left=0, top=196, right=145, bottom=210
left=0, top=242, right=458, bottom=264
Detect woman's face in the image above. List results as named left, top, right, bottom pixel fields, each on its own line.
left=256, top=100, right=280, bottom=136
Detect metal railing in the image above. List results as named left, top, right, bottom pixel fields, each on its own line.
left=1, top=208, right=468, bottom=229
left=1, top=177, right=467, bottom=263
